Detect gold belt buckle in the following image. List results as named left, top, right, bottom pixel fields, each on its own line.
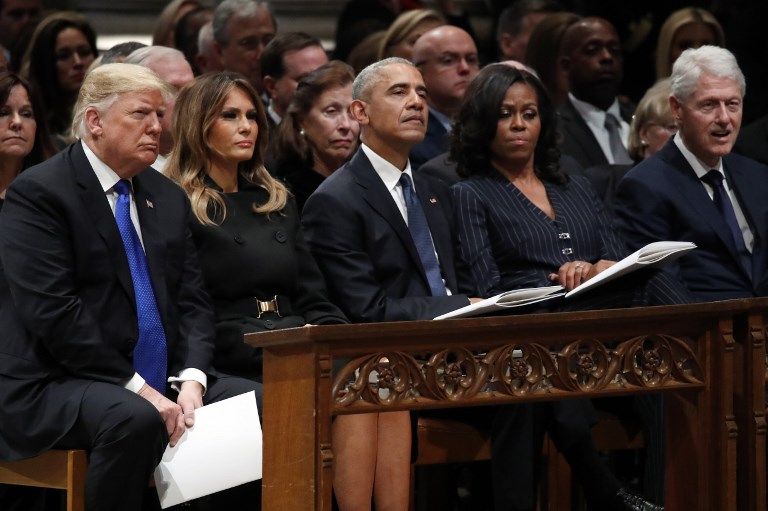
left=255, top=295, right=281, bottom=318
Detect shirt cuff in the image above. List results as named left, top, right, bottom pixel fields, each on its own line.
left=124, top=372, right=146, bottom=393
left=168, top=368, right=208, bottom=395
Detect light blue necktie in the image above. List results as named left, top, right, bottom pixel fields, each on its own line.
left=113, top=179, right=168, bottom=392
left=399, top=173, right=447, bottom=296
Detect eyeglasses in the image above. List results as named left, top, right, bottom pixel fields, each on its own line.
left=55, top=46, right=94, bottom=62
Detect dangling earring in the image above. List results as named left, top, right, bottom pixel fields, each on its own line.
left=299, top=128, right=305, bottom=137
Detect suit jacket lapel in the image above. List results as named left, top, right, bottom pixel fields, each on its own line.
left=560, top=100, right=608, bottom=166
left=72, top=142, right=136, bottom=305
left=724, top=155, right=768, bottom=285
left=132, top=172, right=170, bottom=321
left=661, top=142, right=750, bottom=278
left=350, top=150, right=430, bottom=285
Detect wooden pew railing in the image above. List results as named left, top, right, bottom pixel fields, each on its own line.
left=246, top=299, right=768, bottom=511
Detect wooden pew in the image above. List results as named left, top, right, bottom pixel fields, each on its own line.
left=246, top=299, right=768, bottom=511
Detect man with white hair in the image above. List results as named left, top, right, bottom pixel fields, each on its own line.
left=213, top=0, right=276, bottom=93
left=125, top=46, right=195, bottom=172
left=615, top=45, right=768, bottom=301
left=0, top=63, right=261, bottom=510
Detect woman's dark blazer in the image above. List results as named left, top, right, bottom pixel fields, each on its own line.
left=189, top=176, right=347, bottom=379
left=451, top=171, right=628, bottom=298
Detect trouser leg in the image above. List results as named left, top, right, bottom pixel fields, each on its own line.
left=56, top=382, right=167, bottom=511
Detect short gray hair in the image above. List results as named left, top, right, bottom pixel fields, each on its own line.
left=352, top=57, right=415, bottom=101
left=124, top=46, right=186, bottom=68
left=212, top=0, right=274, bottom=45
left=72, top=63, right=174, bottom=139
left=671, top=45, right=745, bottom=102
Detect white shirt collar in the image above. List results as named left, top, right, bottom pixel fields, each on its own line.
left=568, top=92, right=623, bottom=126
left=81, top=141, right=127, bottom=193
left=673, top=133, right=724, bottom=178
left=360, top=143, right=414, bottom=192
left=151, top=153, right=168, bottom=173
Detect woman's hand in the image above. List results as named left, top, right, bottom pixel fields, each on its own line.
left=548, top=259, right=616, bottom=291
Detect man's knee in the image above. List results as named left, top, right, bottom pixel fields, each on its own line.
left=97, top=393, right=166, bottom=451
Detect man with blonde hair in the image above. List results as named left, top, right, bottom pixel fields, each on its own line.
left=0, top=63, right=261, bottom=510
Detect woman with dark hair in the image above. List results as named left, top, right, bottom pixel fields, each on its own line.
left=450, top=64, right=686, bottom=510
left=20, top=12, right=97, bottom=145
left=272, top=60, right=359, bottom=211
left=0, top=72, right=55, bottom=209
left=167, top=72, right=408, bottom=511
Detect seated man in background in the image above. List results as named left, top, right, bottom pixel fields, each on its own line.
left=615, top=46, right=768, bottom=302
left=0, top=63, right=261, bottom=511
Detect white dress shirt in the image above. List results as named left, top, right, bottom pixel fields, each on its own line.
left=82, top=141, right=207, bottom=393
left=673, top=134, right=754, bottom=252
left=151, top=153, right=168, bottom=174
left=568, top=93, right=630, bottom=164
left=360, top=143, right=452, bottom=294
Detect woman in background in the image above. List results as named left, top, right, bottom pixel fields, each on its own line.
left=271, top=61, right=359, bottom=211
left=0, top=73, right=55, bottom=208
left=655, top=7, right=724, bottom=80
left=628, top=78, right=676, bottom=162
left=21, top=12, right=97, bottom=145
left=168, top=71, right=410, bottom=511
left=378, top=9, right=445, bottom=60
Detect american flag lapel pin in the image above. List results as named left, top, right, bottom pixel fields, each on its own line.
left=146, top=199, right=154, bottom=209
left=429, top=197, right=438, bottom=204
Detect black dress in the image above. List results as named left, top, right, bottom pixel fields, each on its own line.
left=189, top=176, right=347, bottom=380
left=279, top=162, right=326, bottom=213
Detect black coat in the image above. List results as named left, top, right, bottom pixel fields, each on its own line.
left=189, top=177, right=347, bottom=379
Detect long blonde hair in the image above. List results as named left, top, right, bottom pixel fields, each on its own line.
left=655, top=8, right=724, bottom=79
left=166, top=72, right=288, bottom=225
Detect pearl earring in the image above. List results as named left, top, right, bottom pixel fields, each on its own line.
left=299, top=128, right=305, bottom=136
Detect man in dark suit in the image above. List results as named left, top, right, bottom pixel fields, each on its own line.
left=409, top=26, right=479, bottom=170
left=557, top=17, right=635, bottom=169
left=615, top=46, right=768, bottom=302
left=302, top=57, right=474, bottom=322
left=0, top=63, right=261, bottom=511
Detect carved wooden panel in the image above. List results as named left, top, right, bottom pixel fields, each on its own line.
left=332, top=334, right=703, bottom=411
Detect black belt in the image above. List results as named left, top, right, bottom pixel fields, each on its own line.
left=213, top=294, right=294, bottom=319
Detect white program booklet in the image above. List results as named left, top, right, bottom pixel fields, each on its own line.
left=154, top=391, right=262, bottom=509
left=434, top=241, right=696, bottom=320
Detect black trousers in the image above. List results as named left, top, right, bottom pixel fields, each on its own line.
left=45, top=374, right=263, bottom=511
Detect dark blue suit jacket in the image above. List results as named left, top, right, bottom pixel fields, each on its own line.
left=0, top=142, right=215, bottom=459
left=614, top=140, right=768, bottom=301
left=302, top=147, right=470, bottom=322
left=409, top=109, right=449, bottom=170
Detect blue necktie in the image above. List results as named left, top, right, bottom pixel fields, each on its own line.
left=113, top=179, right=168, bottom=392
left=399, top=173, right=447, bottom=296
left=701, top=170, right=752, bottom=275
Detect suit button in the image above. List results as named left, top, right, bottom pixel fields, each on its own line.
left=274, top=230, right=287, bottom=243
left=264, top=320, right=275, bottom=329
left=234, top=233, right=244, bottom=244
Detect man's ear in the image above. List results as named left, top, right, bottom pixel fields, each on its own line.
left=84, top=107, right=103, bottom=137
left=499, top=33, right=514, bottom=58
left=349, top=99, right=369, bottom=126
left=669, top=94, right=682, bottom=122
left=558, top=54, right=571, bottom=73
left=262, top=75, right=277, bottom=100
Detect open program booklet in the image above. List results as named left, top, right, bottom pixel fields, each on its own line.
left=434, top=241, right=696, bottom=320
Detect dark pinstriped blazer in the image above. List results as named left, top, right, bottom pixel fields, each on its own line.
left=451, top=171, right=627, bottom=298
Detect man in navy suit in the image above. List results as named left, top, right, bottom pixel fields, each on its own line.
left=615, top=45, right=768, bottom=301
left=409, top=26, right=479, bottom=170
left=302, top=57, right=474, bottom=322
left=0, top=64, right=260, bottom=511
